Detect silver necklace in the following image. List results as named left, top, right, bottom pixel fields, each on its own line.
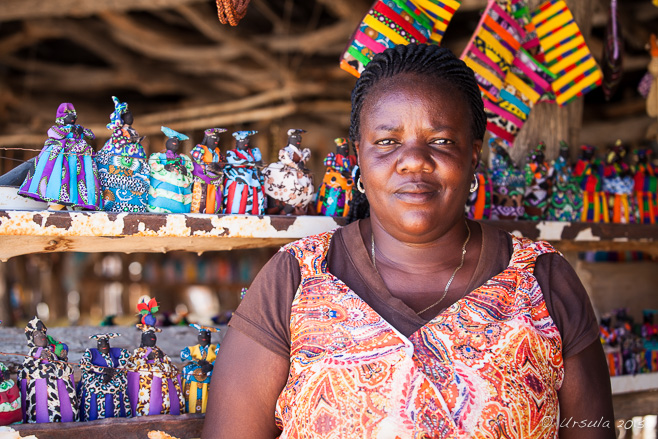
left=371, top=221, right=471, bottom=316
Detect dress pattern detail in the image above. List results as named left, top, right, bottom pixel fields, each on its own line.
left=78, top=347, right=131, bottom=421
left=275, top=230, right=564, bottom=439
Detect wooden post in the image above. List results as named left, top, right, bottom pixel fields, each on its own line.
left=0, top=261, right=12, bottom=325
left=512, top=0, right=597, bottom=164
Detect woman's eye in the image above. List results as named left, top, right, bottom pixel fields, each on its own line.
left=374, top=139, right=398, bottom=146
left=430, top=138, right=454, bottom=146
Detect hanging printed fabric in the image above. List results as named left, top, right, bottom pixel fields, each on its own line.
left=340, top=0, right=462, bottom=77
left=531, top=0, right=603, bottom=106
left=497, top=0, right=544, bottom=62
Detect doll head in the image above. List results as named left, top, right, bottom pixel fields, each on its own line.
left=202, top=128, right=227, bottom=148
left=286, top=129, right=306, bottom=148
left=334, top=137, right=350, bottom=157
left=140, top=330, right=158, bottom=348
left=161, top=126, right=189, bottom=153
left=189, top=323, right=219, bottom=347
left=55, top=103, right=77, bottom=126
left=232, top=130, right=258, bottom=151
left=90, top=333, right=120, bottom=355
left=25, top=317, right=48, bottom=348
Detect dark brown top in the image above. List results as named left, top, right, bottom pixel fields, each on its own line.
left=230, top=220, right=599, bottom=360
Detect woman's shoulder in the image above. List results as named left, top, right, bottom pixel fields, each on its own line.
left=281, top=223, right=354, bottom=257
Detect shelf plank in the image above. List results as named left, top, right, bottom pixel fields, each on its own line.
left=1, top=210, right=657, bottom=259
left=0, top=210, right=346, bottom=260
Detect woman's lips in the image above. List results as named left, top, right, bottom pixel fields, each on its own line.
left=394, top=183, right=438, bottom=203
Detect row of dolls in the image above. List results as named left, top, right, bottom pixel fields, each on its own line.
left=599, top=309, right=658, bottom=377
left=17, top=98, right=357, bottom=217
left=0, top=301, right=220, bottom=426
left=467, top=137, right=658, bottom=224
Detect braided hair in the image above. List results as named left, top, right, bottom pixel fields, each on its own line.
left=346, top=44, right=486, bottom=223
left=349, top=43, right=486, bottom=144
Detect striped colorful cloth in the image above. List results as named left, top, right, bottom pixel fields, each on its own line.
left=340, top=0, right=461, bottom=77
left=531, top=0, right=602, bottom=106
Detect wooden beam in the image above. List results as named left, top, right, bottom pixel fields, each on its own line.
left=0, top=0, right=205, bottom=22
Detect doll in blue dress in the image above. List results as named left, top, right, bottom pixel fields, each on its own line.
left=222, top=130, right=265, bottom=214
left=180, top=324, right=220, bottom=414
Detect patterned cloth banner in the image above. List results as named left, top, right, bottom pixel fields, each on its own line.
left=531, top=0, right=602, bottom=106
left=461, top=1, right=526, bottom=103
left=340, top=0, right=461, bottom=77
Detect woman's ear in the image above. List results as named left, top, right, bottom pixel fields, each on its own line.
left=354, top=140, right=361, bottom=167
left=471, top=139, right=483, bottom=172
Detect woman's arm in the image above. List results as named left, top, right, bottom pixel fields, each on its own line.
left=558, top=340, right=615, bottom=439
left=202, top=327, right=289, bottom=439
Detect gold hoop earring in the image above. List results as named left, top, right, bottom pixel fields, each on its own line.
left=470, top=175, right=479, bottom=193
left=357, top=177, right=365, bottom=194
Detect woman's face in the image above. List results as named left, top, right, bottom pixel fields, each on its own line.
left=355, top=73, right=481, bottom=243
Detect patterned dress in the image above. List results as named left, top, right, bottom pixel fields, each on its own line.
left=573, top=153, right=608, bottom=222
left=262, top=144, right=315, bottom=214
left=633, top=150, right=658, bottom=224
left=19, top=124, right=101, bottom=210
left=190, top=144, right=223, bottom=214
left=316, top=153, right=356, bottom=217
left=180, top=344, right=218, bottom=413
left=127, top=347, right=184, bottom=416
left=148, top=150, right=195, bottom=213
left=18, top=346, right=78, bottom=423
left=222, top=148, right=265, bottom=214
left=546, top=147, right=583, bottom=222
left=275, top=231, right=564, bottom=438
left=78, top=347, right=131, bottom=421
left=96, top=124, right=150, bottom=212
left=0, top=363, right=21, bottom=425
left=603, top=159, right=636, bottom=224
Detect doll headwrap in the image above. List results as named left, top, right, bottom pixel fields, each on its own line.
left=55, top=103, right=76, bottom=126
left=287, top=129, right=306, bottom=137
left=89, top=333, right=121, bottom=341
left=232, top=130, right=258, bottom=141
left=204, top=128, right=227, bottom=137
left=24, top=316, right=47, bottom=336
left=189, top=323, right=220, bottom=336
left=136, top=297, right=162, bottom=333
left=161, top=126, right=189, bottom=141
left=107, top=96, right=129, bottom=130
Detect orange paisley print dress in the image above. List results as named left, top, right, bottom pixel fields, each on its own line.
left=275, top=231, right=564, bottom=439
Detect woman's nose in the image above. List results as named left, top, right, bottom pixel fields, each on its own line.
left=396, top=140, right=435, bottom=174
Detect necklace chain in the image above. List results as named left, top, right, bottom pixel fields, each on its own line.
left=370, top=221, right=471, bottom=316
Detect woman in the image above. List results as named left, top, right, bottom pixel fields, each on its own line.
left=204, top=44, right=614, bottom=438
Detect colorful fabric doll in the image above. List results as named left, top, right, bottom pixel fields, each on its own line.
left=18, top=103, right=101, bottom=210
left=489, top=137, right=525, bottom=220
left=262, top=129, right=315, bottom=215
left=18, top=317, right=78, bottom=423
left=0, top=321, right=21, bottom=426
left=316, top=137, right=357, bottom=217
left=190, top=128, right=226, bottom=214
left=466, top=159, right=493, bottom=220
left=573, top=144, right=609, bottom=222
left=546, top=141, right=583, bottom=222
left=78, top=333, right=131, bottom=421
left=148, top=127, right=195, bottom=213
left=632, top=147, right=658, bottom=224
left=127, top=299, right=184, bottom=417
left=522, top=142, right=551, bottom=220
left=222, top=130, right=265, bottom=215
left=602, top=140, right=636, bottom=223
left=180, top=324, right=220, bottom=414
left=96, top=96, right=150, bottom=212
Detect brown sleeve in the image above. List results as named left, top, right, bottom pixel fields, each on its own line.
left=228, top=250, right=299, bottom=360
left=534, top=252, right=600, bottom=359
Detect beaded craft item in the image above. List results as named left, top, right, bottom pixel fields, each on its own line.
left=522, top=142, right=551, bottom=220
left=316, top=138, right=357, bottom=217
left=191, top=128, right=226, bottom=214
left=546, top=141, right=583, bottom=221
left=489, top=137, right=526, bottom=220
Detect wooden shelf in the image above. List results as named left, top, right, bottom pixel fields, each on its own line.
left=0, top=210, right=346, bottom=260
left=1, top=210, right=657, bottom=260
left=610, top=372, right=658, bottom=420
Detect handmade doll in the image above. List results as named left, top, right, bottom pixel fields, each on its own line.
left=96, top=96, right=150, bottom=212
left=602, top=140, right=636, bottom=223
left=222, top=130, right=265, bottom=214
left=18, top=103, right=101, bottom=210
left=148, top=127, right=195, bottom=213
left=180, top=324, right=220, bottom=414
left=465, top=159, right=493, bottom=220
left=191, top=128, right=226, bottom=214
left=522, top=142, right=551, bottom=220
left=0, top=322, right=21, bottom=426
left=546, top=141, right=583, bottom=222
left=316, top=137, right=356, bottom=217
left=489, top=137, right=525, bottom=220
left=18, top=317, right=78, bottom=423
left=127, top=299, right=184, bottom=417
left=262, top=129, right=315, bottom=215
left=573, top=144, right=609, bottom=222
left=78, top=333, right=131, bottom=421
left=633, top=147, right=658, bottom=224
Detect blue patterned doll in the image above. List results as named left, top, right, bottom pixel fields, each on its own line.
left=546, top=141, right=583, bottom=221
left=19, top=103, right=101, bottom=210
left=127, top=298, right=184, bottom=417
left=18, top=317, right=78, bottom=423
left=489, top=137, right=525, bottom=220
left=190, top=128, right=226, bottom=214
left=262, top=129, right=315, bottom=215
left=316, top=137, right=356, bottom=217
left=522, top=142, right=551, bottom=220
left=96, top=96, right=150, bottom=212
left=222, top=130, right=265, bottom=214
left=148, top=127, right=195, bottom=213
left=78, top=333, right=131, bottom=421
left=180, top=324, right=220, bottom=414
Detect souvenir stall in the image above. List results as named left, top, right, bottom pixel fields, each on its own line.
left=0, top=0, right=657, bottom=437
